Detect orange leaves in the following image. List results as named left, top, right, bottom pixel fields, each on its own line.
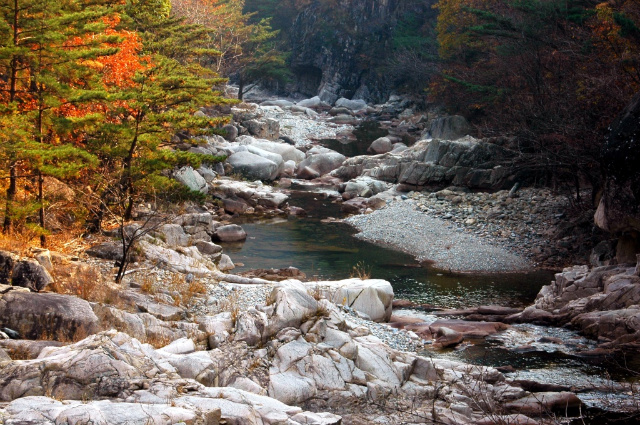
left=94, top=15, right=150, bottom=88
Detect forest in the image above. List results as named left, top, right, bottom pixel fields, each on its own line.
left=1, top=0, right=639, bottom=244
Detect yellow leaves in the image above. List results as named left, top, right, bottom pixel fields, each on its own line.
left=82, top=60, right=105, bottom=71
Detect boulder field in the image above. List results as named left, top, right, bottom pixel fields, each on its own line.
left=0, top=278, right=582, bottom=425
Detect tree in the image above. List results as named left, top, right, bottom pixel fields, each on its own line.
left=0, top=0, right=114, bottom=245
left=432, top=0, right=640, bottom=198
left=83, top=0, right=232, bottom=229
left=170, top=0, right=290, bottom=99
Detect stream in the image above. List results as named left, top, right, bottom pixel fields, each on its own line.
left=220, top=183, right=640, bottom=424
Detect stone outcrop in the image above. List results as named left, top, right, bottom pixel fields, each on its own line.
left=0, top=292, right=99, bottom=340
left=288, top=0, right=434, bottom=103
left=510, top=260, right=640, bottom=351
left=596, top=90, right=640, bottom=263
left=0, top=279, right=588, bottom=425
left=424, top=115, right=472, bottom=140
left=300, top=278, right=394, bottom=322
left=227, top=151, right=282, bottom=181
left=296, top=151, right=346, bottom=179
left=211, top=179, right=289, bottom=215
left=1, top=257, right=54, bottom=292
left=174, top=166, right=209, bottom=194
left=333, top=137, right=519, bottom=191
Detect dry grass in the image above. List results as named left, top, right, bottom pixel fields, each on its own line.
left=143, top=332, right=174, bottom=349
left=349, top=261, right=371, bottom=280
left=0, top=231, right=39, bottom=256
left=166, top=272, right=208, bottom=308
left=139, top=273, right=158, bottom=294
left=49, top=261, right=117, bottom=304
left=214, top=289, right=240, bottom=323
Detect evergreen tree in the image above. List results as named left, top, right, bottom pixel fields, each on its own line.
left=170, top=0, right=290, bottom=99
left=85, top=0, right=233, bottom=227
left=0, top=0, right=113, bottom=245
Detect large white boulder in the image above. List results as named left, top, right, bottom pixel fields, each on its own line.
left=237, top=137, right=305, bottom=163
left=296, top=152, right=346, bottom=179
left=296, top=96, right=323, bottom=109
left=306, top=278, right=394, bottom=322
left=174, top=166, right=208, bottom=194
left=335, top=97, right=367, bottom=111
left=227, top=151, right=280, bottom=181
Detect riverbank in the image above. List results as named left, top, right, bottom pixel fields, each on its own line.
left=346, top=198, right=532, bottom=273
left=344, top=186, right=595, bottom=272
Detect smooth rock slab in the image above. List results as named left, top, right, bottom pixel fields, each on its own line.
left=174, top=166, right=208, bottom=194
left=4, top=396, right=204, bottom=425
left=227, top=151, right=279, bottom=181
left=0, top=292, right=99, bottom=340
left=304, top=278, right=394, bottom=322
left=504, top=391, right=582, bottom=415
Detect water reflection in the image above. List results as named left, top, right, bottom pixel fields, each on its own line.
left=222, top=189, right=553, bottom=309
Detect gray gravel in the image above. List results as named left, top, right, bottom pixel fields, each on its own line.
left=346, top=199, right=532, bottom=273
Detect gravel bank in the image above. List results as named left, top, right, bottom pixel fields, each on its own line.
left=346, top=199, right=532, bottom=273
left=259, top=106, right=354, bottom=146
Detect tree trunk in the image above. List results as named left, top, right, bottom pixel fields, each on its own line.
left=38, top=171, right=45, bottom=247
left=4, top=1, right=20, bottom=234
left=3, top=162, right=17, bottom=233
left=238, top=74, right=244, bottom=101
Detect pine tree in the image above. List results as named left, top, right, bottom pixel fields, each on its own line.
left=0, top=0, right=113, bottom=245
left=85, top=0, right=233, bottom=226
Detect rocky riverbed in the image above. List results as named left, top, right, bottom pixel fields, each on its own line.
left=1, top=93, right=638, bottom=425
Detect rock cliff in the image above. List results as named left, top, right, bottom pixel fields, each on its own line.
left=596, top=90, right=640, bottom=263
left=288, top=0, right=437, bottom=103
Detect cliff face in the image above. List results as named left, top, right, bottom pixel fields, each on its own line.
left=287, top=0, right=435, bottom=103
left=595, top=91, right=640, bottom=263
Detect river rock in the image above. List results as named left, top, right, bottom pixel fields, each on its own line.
left=296, top=152, right=346, bottom=179
left=237, top=136, right=305, bottom=163
left=504, top=391, right=582, bottom=415
left=139, top=241, right=213, bottom=276
left=511, top=260, right=640, bottom=350
left=197, top=313, right=233, bottom=349
left=303, top=278, right=394, bottom=322
left=261, top=100, right=294, bottom=108
left=296, top=96, right=324, bottom=109
left=195, top=241, right=223, bottom=260
left=213, top=224, right=247, bottom=242
left=153, top=224, right=190, bottom=247
left=0, top=291, right=99, bottom=342
left=245, top=118, right=280, bottom=140
left=430, top=319, right=509, bottom=339
left=222, top=123, right=238, bottom=142
left=425, top=115, right=472, bottom=140
left=11, top=260, right=53, bottom=292
left=333, top=137, right=518, bottom=191
left=217, top=254, right=235, bottom=272
left=368, top=137, right=393, bottom=154
left=343, top=176, right=390, bottom=199
left=174, top=166, right=209, bottom=194
left=434, top=327, right=464, bottom=348
left=85, top=242, right=126, bottom=261
left=329, top=114, right=358, bottom=125
left=227, top=151, right=280, bottom=181
left=335, top=97, right=367, bottom=111
left=244, top=145, right=284, bottom=174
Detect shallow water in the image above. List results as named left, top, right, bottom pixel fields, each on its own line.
left=223, top=188, right=553, bottom=309
left=220, top=186, right=640, bottom=420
